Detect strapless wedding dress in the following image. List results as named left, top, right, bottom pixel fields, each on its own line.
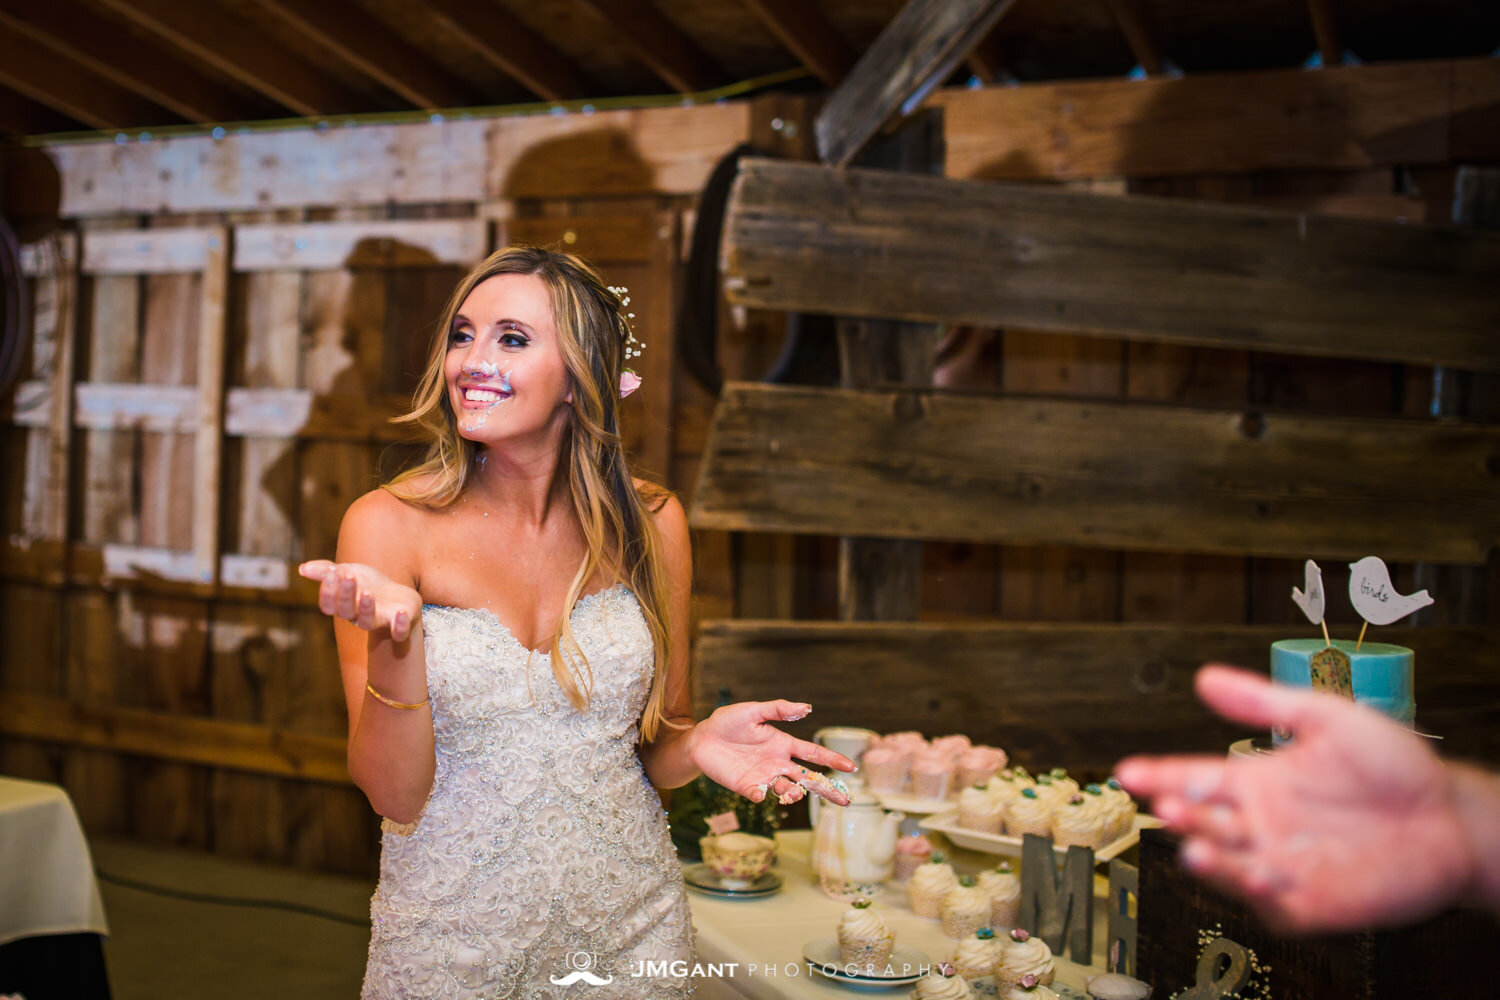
left=360, top=584, right=696, bottom=998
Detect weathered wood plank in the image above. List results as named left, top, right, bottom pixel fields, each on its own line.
left=930, top=58, right=1495, bottom=182
left=814, top=0, right=1016, bottom=167
left=192, top=227, right=230, bottom=583
left=694, top=621, right=1500, bottom=770
left=689, top=383, right=1500, bottom=564
left=45, top=102, right=750, bottom=217
left=0, top=692, right=350, bottom=782
left=234, top=219, right=486, bottom=271
left=722, top=159, right=1500, bottom=371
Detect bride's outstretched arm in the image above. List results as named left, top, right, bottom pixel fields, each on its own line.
left=300, top=489, right=434, bottom=825
left=636, top=496, right=854, bottom=803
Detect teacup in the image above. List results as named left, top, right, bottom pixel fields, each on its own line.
left=699, top=832, right=776, bottom=889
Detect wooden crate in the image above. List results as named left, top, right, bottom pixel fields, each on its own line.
left=1135, top=828, right=1500, bottom=999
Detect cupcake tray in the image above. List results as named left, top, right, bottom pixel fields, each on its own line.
left=917, top=810, right=1163, bottom=863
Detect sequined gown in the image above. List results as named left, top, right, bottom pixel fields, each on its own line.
left=361, top=584, right=696, bottom=999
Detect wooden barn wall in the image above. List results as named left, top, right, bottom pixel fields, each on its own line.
left=1, top=60, right=1497, bottom=874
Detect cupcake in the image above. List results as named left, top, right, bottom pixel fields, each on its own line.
left=941, top=875, right=992, bottom=939
left=930, top=734, right=973, bottom=756
left=1029, top=774, right=1069, bottom=810
left=912, top=967, right=973, bottom=1000
left=956, top=745, right=1007, bottom=788
left=908, top=853, right=959, bottom=918
left=911, top=750, right=956, bottom=800
left=1052, top=792, right=1112, bottom=850
left=1003, top=787, right=1053, bottom=838
left=863, top=745, right=912, bottom=793
left=838, top=898, right=895, bottom=973
left=957, top=784, right=1005, bottom=834
left=894, top=834, right=934, bottom=881
left=1043, top=768, right=1080, bottom=799
left=988, top=768, right=1033, bottom=811
left=950, top=927, right=1004, bottom=980
left=1086, top=972, right=1153, bottom=999
left=1101, top=777, right=1139, bottom=842
left=977, top=861, right=1022, bottom=930
left=1000, top=973, right=1060, bottom=1000
left=882, top=731, right=929, bottom=753
left=996, top=928, right=1055, bottom=987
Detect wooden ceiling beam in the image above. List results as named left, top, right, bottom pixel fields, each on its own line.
left=1307, top=0, right=1342, bottom=67
left=90, top=0, right=365, bottom=117
left=0, top=0, right=247, bottom=124
left=252, top=0, right=479, bottom=110
left=740, top=0, right=857, bottom=88
left=574, top=0, right=722, bottom=93
left=1103, top=0, right=1164, bottom=76
left=965, top=28, right=1010, bottom=85
left=422, top=0, right=592, bottom=102
left=0, top=29, right=168, bottom=130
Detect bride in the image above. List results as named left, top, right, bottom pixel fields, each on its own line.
left=298, top=246, right=853, bottom=998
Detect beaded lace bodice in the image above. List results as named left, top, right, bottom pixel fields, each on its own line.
left=361, top=584, right=695, bottom=999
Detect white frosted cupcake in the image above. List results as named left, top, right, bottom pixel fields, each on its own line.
left=996, top=928, right=1055, bottom=987
left=949, top=927, right=1004, bottom=980
left=941, top=875, right=991, bottom=939
left=977, top=861, right=1022, bottom=930
left=838, top=898, right=895, bottom=973
left=1000, top=973, right=1061, bottom=1000
left=912, top=967, right=973, bottom=999
left=1029, top=773, right=1073, bottom=810
left=1101, top=778, right=1139, bottom=842
left=894, top=834, right=934, bottom=881
left=1003, top=786, right=1053, bottom=838
left=1052, top=792, right=1113, bottom=850
left=908, top=853, right=959, bottom=919
left=930, top=734, right=972, bottom=756
left=988, top=767, right=1033, bottom=810
left=957, top=783, right=1005, bottom=834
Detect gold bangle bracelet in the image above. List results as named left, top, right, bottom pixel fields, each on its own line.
left=365, top=680, right=428, bottom=711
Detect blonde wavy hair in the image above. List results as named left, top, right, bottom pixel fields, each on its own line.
left=385, top=245, right=680, bottom=742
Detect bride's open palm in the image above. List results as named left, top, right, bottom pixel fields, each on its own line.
left=690, top=700, right=854, bottom=806
left=299, top=559, right=422, bottom=642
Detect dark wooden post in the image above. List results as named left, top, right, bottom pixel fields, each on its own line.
left=836, top=110, right=944, bottom=622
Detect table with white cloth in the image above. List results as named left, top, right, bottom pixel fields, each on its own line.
left=0, top=776, right=111, bottom=999
left=687, top=830, right=1112, bottom=1000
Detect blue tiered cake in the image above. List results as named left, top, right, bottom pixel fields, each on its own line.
left=1270, top=639, right=1415, bottom=727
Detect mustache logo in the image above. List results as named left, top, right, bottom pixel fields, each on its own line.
left=548, top=970, right=614, bottom=986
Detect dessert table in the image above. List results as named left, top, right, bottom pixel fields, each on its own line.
left=0, top=776, right=112, bottom=999
left=687, top=830, right=1110, bottom=999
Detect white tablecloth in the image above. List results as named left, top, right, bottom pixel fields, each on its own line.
left=688, top=830, right=1108, bottom=1000
left=0, top=777, right=110, bottom=947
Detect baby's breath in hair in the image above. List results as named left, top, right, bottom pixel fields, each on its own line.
left=608, top=284, right=645, bottom=361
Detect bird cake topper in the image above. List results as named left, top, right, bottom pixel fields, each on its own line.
left=1349, top=555, right=1434, bottom=647
left=1290, top=559, right=1330, bottom=646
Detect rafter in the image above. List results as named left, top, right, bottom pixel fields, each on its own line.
left=0, top=0, right=249, bottom=124
left=423, top=0, right=592, bottom=102
left=90, top=0, right=365, bottom=117
left=1103, top=0, right=1163, bottom=75
left=740, top=0, right=856, bottom=88
left=1307, top=0, right=1342, bottom=67
left=0, top=28, right=168, bottom=130
left=253, top=0, right=478, bottom=110
left=575, top=0, right=722, bottom=93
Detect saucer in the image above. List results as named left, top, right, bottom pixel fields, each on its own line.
left=682, top=863, right=782, bottom=897
left=802, top=939, right=931, bottom=987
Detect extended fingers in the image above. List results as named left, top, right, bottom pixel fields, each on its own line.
left=298, top=559, right=335, bottom=582
left=1116, top=755, right=1230, bottom=805
left=790, top=739, right=856, bottom=774
left=1155, top=796, right=1251, bottom=850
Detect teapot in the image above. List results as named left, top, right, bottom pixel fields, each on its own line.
left=810, top=777, right=904, bottom=901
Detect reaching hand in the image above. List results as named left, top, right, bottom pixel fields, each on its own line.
left=689, top=701, right=856, bottom=807
left=1116, top=665, right=1475, bottom=933
left=298, top=560, right=423, bottom=642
